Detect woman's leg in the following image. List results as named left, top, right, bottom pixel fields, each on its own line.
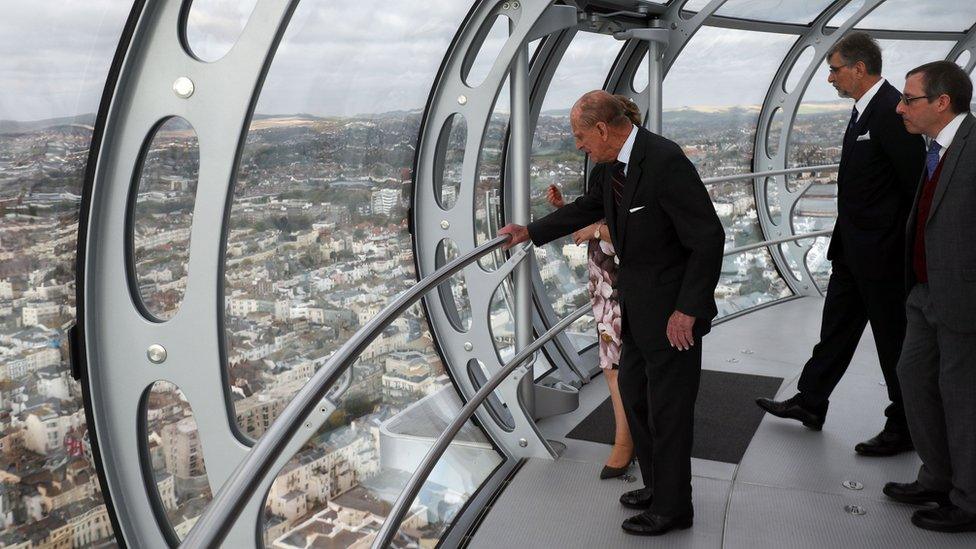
left=604, top=368, right=635, bottom=467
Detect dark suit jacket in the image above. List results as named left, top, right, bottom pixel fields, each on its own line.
left=906, top=113, right=976, bottom=333
left=828, top=80, right=926, bottom=280
left=528, top=127, right=725, bottom=351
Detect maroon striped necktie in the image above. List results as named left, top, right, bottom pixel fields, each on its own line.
left=610, top=161, right=626, bottom=206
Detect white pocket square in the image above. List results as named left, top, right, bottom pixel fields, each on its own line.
left=856, top=132, right=871, bottom=141
left=629, top=206, right=645, bottom=213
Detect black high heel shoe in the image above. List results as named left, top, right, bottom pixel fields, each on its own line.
left=600, top=451, right=635, bottom=479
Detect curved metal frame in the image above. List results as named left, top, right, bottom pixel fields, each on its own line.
left=412, top=0, right=580, bottom=461
left=80, top=1, right=299, bottom=546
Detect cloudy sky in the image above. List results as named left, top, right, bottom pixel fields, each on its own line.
left=0, top=0, right=973, bottom=123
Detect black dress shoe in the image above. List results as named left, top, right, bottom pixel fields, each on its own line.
left=622, top=511, right=693, bottom=536
left=855, top=430, right=914, bottom=456
left=755, top=394, right=826, bottom=430
left=883, top=481, right=950, bottom=506
left=912, top=504, right=976, bottom=532
left=619, top=487, right=654, bottom=510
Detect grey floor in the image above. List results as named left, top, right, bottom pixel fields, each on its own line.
left=469, top=297, right=976, bottom=548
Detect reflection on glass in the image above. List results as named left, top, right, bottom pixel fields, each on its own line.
left=488, top=281, right=515, bottom=362
left=217, top=2, right=501, bottom=545
left=474, top=79, right=509, bottom=272
left=143, top=381, right=213, bottom=540
left=855, top=0, right=976, bottom=32
left=437, top=114, right=467, bottom=209
left=185, top=0, right=260, bottom=62
left=0, top=2, right=130, bottom=545
left=436, top=239, right=473, bottom=332
left=132, top=117, right=199, bottom=321
left=683, top=0, right=835, bottom=25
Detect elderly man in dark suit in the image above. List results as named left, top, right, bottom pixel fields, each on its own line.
left=500, top=90, right=725, bottom=536
left=883, top=60, right=976, bottom=533
left=757, top=33, right=926, bottom=456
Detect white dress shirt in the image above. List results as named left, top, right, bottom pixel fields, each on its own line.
left=854, top=78, right=886, bottom=122
left=933, top=112, right=968, bottom=160
left=617, top=124, right=639, bottom=175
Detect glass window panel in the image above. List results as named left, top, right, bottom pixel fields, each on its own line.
left=531, top=32, right=622, bottom=352
left=710, top=179, right=795, bottom=314
left=855, top=0, right=976, bottom=32
left=221, top=3, right=503, bottom=545
left=664, top=27, right=795, bottom=178
left=717, top=249, right=793, bottom=317
left=825, top=0, right=864, bottom=29
left=0, top=2, right=131, bottom=545
left=682, top=0, right=835, bottom=24
left=185, top=0, right=259, bottom=62
left=131, top=117, right=199, bottom=321
left=474, top=79, right=509, bottom=272
left=142, top=381, right=213, bottom=541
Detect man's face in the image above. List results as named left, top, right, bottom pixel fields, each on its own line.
left=570, top=111, right=618, bottom=163
left=826, top=52, right=857, bottom=99
left=896, top=73, right=945, bottom=136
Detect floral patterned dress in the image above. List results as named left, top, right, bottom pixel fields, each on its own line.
left=586, top=235, right=622, bottom=368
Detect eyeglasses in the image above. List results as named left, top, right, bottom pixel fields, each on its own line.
left=827, top=64, right=850, bottom=75
left=900, top=93, right=935, bottom=105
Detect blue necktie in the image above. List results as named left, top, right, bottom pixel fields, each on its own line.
left=926, top=140, right=942, bottom=179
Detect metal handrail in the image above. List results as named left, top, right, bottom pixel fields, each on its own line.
left=181, top=235, right=518, bottom=548
left=371, top=304, right=590, bottom=548
left=724, top=229, right=833, bottom=257
left=702, top=163, right=839, bottom=185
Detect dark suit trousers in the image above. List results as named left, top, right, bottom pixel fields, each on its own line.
left=796, top=259, right=907, bottom=429
left=617, top=323, right=701, bottom=517
left=898, top=284, right=976, bottom=513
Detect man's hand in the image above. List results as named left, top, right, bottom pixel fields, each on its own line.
left=666, top=310, right=696, bottom=351
left=498, top=224, right=530, bottom=249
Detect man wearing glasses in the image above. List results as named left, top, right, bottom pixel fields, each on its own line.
left=757, top=33, right=925, bottom=456
left=885, top=60, right=976, bottom=533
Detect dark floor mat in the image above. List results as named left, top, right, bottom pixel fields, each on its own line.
left=566, top=369, right=783, bottom=464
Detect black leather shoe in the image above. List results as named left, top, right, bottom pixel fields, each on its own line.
left=622, top=511, right=693, bottom=536
left=912, top=504, right=976, bottom=532
left=755, top=394, right=826, bottom=430
left=883, top=481, right=950, bottom=506
left=619, top=487, right=654, bottom=510
left=855, top=430, right=914, bottom=456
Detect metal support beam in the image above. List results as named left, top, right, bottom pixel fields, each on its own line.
left=510, top=43, right=535, bottom=420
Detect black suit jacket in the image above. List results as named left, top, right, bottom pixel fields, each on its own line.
left=528, top=127, right=725, bottom=351
left=828, top=80, right=926, bottom=280
left=905, top=113, right=976, bottom=333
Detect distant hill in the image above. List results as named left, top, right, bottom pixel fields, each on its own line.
left=0, top=114, right=96, bottom=134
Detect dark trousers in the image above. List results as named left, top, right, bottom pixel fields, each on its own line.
left=617, top=326, right=701, bottom=517
left=898, top=284, right=976, bottom=513
left=796, top=259, right=907, bottom=429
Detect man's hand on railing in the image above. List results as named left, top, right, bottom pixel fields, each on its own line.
left=498, top=224, right=530, bottom=249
